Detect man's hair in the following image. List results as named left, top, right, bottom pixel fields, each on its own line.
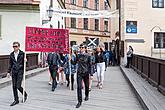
left=13, top=42, right=20, bottom=47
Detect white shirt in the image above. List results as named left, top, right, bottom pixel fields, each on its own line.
left=14, top=50, right=19, bottom=62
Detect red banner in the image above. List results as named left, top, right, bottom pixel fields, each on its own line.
left=25, top=27, right=69, bottom=53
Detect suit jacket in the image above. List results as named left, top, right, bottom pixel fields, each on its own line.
left=47, top=53, right=61, bottom=69
left=71, top=53, right=91, bottom=74
left=8, top=50, right=25, bottom=74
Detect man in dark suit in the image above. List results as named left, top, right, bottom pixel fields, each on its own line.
left=47, top=52, right=61, bottom=91
left=71, top=44, right=91, bottom=108
left=7, top=42, right=27, bottom=106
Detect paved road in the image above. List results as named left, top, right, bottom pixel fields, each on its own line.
left=0, top=67, right=143, bottom=110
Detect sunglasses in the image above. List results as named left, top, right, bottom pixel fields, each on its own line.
left=13, top=46, right=18, bottom=48
left=80, top=47, right=84, bottom=49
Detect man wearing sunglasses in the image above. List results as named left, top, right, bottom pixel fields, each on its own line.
left=71, top=44, right=91, bottom=108
left=7, top=42, right=27, bottom=106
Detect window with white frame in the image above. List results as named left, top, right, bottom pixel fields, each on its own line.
left=154, top=32, right=165, bottom=48
left=84, top=18, right=88, bottom=30
left=71, top=0, right=76, bottom=5
left=71, top=18, right=76, bottom=28
left=104, top=20, right=108, bottom=32
left=95, top=0, right=99, bottom=10
left=95, top=19, right=99, bottom=31
left=83, top=0, right=88, bottom=8
left=152, top=0, right=164, bottom=8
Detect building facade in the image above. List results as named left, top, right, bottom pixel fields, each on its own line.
left=116, top=0, right=165, bottom=64
left=0, top=0, right=65, bottom=76
left=40, top=0, right=65, bottom=29
left=0, top=0, right=40, bottom=55
left=65, top=0, right=111, bottom=49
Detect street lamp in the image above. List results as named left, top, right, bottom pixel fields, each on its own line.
left=47, top=6, right=53, bottom=21
left=41, top=6, right=53, bottom=67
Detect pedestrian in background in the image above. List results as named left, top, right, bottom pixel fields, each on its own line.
left=47, top=52, right=61, bottom=91
left=63, top=48, right=76, bottom=90
left=126, top=46, right=134, bottom=68
left=58, top=53, right=65, bottom=85
left=88, top=49, right=96, bottom=91
left=7, top=42, right=28, bottom=106
left=95, top=46, right=106, bottom=89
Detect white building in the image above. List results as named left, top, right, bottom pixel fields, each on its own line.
left=110, top=0, right=165, bottom=65
left=0, top=0, right=65, bottom=73
left=123, top=0, right=165, bottom=61
left=0, top=0, right=65, bottom=55
left=40, top=0, right=65, bottom=29
left=0, top=0, right=41, bottom=55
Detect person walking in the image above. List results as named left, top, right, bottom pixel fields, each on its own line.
left=7, top=42, right=28, bottom=106
left=126, top=46, right=134, bottom=68
left=95, top=46, right=106, bottom=89
left=47, top=52, right=61, bottom=91
left=88, top=50, right=96, bottom=91
left=63, top=49, right=77, bottom=90
left=71, top=44, right=91, bottom=108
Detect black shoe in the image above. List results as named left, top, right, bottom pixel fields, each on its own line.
left=52, top=88, right=55, bottom=92
left=84, top=97, right=89, bottom=101
left=76, top=102, right=81, bottom=108
left=71, top=86, right=74, bottom=91
left=22, top=96, right=27, bottom=103
left=125, top=66, right=129, bottom=68
left=67, top=83, right=69, bottom=87
left=10, top=100, right=19, bottom=106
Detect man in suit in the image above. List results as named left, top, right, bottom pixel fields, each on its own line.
left=47, top=52, right=61, bottom=91
left=71, top=44, right=91, bottom=108
left=7, top=42, right=27, bottom=106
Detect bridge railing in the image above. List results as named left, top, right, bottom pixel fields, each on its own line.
left=0, top=53, right=39, bottom=78
left=131, top=54, right=165, bottom=96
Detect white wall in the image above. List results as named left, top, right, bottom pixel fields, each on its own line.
left=0, top=11, right=40, bottom=55
left=121, top=0, right=165, bottom=64
left=40, top=0, right=65, bottom=29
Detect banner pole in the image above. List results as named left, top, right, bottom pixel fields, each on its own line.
left=23, top=51, right=26, bottom=103
left=68, top=30, right=72, bottom=91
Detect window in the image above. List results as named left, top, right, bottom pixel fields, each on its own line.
left=104, top=20, right=108, bottom=32
left=58, top=21, right=60, bottom=29
left=71, top=0, right=76, bottom=5
left=0, top=15, right=1, bottom=39
left=152, top=0, right=164, bottom=8
left=84, top=18, right=88, bottom=30
left=71, top=18, right=76, bottom=28
left=116, top=0, right=119, bottom=9
left=83, top=0, right=88, bottom=8
left=104, top=0, right=109, bottom=10
left=95, top=19, right=99, bottom=31
left=70, top=41, right=77, bottom=46
left=154, top=32, right=165, bottom=48
left=95, top=0, right=99, bottom=10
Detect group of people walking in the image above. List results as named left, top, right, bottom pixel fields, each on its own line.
left=46, top=43, right=107, bottom=108
left=7, top=41, right=134, bottom=108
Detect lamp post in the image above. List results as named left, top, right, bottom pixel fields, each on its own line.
left=47, top=6, right=53, bottom=21
left=41, top=5, right=54, bottom=67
